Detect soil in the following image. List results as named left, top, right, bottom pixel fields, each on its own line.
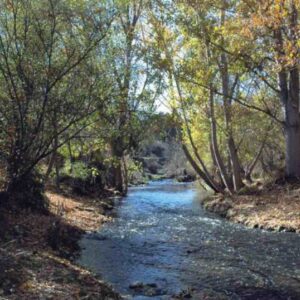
left=0, top=188, right=122, bottom=299
left=202, top=184, right=300, bottom=233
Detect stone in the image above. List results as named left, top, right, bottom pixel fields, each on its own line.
left=129, top=282, right=144, bottom=289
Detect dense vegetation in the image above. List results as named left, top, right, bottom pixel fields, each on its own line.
left=0, top=0, right=299, bottom=210
left=0, top=1, right=299, bottom=298
left=153, top=0, right=299, bottom=194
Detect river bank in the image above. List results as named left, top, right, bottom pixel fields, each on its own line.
left=0, top=188, right=121, bottom=299
left=201, top=184, right=300, bottom=233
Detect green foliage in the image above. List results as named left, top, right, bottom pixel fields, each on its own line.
left=127, top=159, right=143, bottom=179
left=61, top=161, right=90, bottom=180
left=0, top=0, right=295, bottom=206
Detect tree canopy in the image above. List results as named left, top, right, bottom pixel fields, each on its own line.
left=0, top=0, right=298, bottom=210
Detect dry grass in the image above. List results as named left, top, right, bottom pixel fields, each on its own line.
left=0, top=244, right=120, bottom=300
left=230, top=187, right=300, bottom=232
left=203, top=185, right=300, bottom=232
left=46, top=191, right=112, bottom=232
left=0, top=190, right=120, bottom=299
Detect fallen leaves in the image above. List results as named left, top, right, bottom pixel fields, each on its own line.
left=203, top=184, right=300, bottom=233
left=0, top=190, right=121, bottom=299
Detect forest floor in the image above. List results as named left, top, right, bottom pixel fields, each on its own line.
left=0, top=188, right=122, bottom=299
left=202, top=183, right=300, bottom=233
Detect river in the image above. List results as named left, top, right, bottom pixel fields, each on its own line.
left=78, top=180, right=300, bottom=299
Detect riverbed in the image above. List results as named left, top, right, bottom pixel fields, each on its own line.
left=78, top=180, right=300, bottom=299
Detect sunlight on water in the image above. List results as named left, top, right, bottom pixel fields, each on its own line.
left=79, top=180, right=300, bottom=299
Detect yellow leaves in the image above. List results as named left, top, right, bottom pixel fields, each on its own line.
left=238, top=21, right=251, bottom=38
left=251, top=14, right=266, bottom=28
left=243, top=0, right=290, bottom=30
left=183, top=113, right=211, bottom=163
left=282, top=40, right=299, bottom=67
left=184, top=37, right=200, bottom=50
left=168, top=94, right=180, bottom=111
left=231, top=0, right=300, bottom=70
left=297, top=38, right=300, bottom=52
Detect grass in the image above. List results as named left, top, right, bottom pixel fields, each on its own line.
left=202, top=183, right=300, bottom=232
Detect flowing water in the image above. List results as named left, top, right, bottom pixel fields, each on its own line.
left=78, top=180, right=300, bottom=299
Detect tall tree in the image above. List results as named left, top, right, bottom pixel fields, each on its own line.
left=0, top=0, right=113, bottom=209
left=223, top=0, right=300, bottom=179
left=149, top=0, right=280, bottom=192
left=99, top=0, right=162, bottom=195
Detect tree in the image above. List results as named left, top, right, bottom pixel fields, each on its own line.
left=97, top=0, right=162, bottom=195
left=0, top=0, right=113, bottom=210
left=148, top=0, right=277, bottom=193
left=224, top=0, right=300, bottom=179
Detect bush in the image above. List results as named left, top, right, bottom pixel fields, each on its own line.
left=60, top=161, right=105, bottom=195
left=62, top=161, right=90, bottom=180
left=6, top=172, right=49, bottom=213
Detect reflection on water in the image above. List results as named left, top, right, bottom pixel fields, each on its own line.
left=78, top=180, right=300, bottom=299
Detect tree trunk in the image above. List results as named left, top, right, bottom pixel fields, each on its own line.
left=182, top=144, right=223, bottom=193
left=67, top=141, right=74, bottom=175
left=285, top=125, right=300, bottom=178
left=171, top=62, right=222, bottom=193
left=113, top=158, right=124, bottom=194
left=227, top=136, right=244, bottom=190
left=4, top=137, right=47, bottom=211
left=283, top=49, right=300, bottom=179
left=44, top=142, right=60, bottom=189
left=245, top=128, right=269, bottom=181
left=54, top=151, right=60, bottom=190
left=6, top=169, right=48, bottom=212
left=122, top=156, right=128, bottom=195
left=209, top=87, right=233, bottom=193
left=220, top=52, right=244, bottom=191
left=220, top=3, right=244, bottom=192
left=209, top=140, right=224, bottom=188
left=111, top=138, right=127, bottom=195
left=276, top=3, right=300, bottom=179
left=285, top=95, right=300, bottom=178
left=44, top=151, right=55, bottom=184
